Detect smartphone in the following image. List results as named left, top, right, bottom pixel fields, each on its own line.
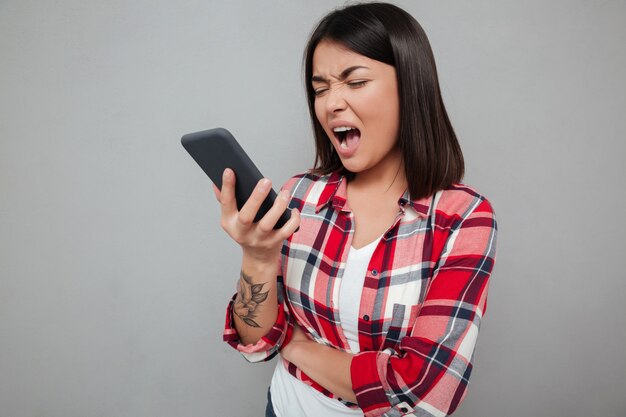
left=181, top=127, right=292, bottom=229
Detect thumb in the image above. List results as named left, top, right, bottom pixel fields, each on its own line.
left=212, top=184, right=221, bottom=202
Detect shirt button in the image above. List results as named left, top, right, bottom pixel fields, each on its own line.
left=371, top=269, right=378, bottom=276
left=385, top=231, right=392, bottom=238
left=363, top=315, right=370, bottom=321
left=400, top=406, right=408, bottom=413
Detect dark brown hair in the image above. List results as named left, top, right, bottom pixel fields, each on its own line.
left=304, top=2, right=464, bottom=200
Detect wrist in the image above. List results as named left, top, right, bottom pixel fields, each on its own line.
left=241, top=251, right=279, bottom=276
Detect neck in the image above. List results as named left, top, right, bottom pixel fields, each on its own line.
left=349, top=148, right=407, bottom=197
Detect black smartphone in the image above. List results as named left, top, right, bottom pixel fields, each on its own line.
left=181, top=127, right=292, bottom=229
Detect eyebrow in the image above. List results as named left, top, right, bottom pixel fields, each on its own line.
left=311, top=65, right=369, bottom=83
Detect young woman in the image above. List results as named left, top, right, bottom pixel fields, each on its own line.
left=217, top=3, right=497, bottom=416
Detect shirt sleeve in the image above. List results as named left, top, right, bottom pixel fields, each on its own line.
left=222, top=255, right=294, bottom=362
left=350, top=197, right=498, bottom=417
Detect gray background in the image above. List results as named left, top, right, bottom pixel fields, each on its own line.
left=1, top=1, right=625, bottom=416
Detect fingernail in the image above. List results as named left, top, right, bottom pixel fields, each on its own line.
left=280, top=190, right=290, bottom=201
left=223, top=169, right=231, bottom=180
left=258, top=179, right=270, bottom=193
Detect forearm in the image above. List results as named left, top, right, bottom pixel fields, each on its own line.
left=285, top=341, right=357, bottom=403
left=233, top=254, right=279, bottom=346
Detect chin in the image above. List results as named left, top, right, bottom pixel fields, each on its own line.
left=338, top=160, right=366, bottom=174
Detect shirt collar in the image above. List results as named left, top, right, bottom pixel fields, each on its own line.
left=315, top=172, right=433, bottom=219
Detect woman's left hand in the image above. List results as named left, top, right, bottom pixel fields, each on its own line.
left=280, top=323, right=357, bottom=403
left=281, top=324, right=312, bottom=363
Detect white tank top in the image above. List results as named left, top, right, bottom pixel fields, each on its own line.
left=270, top=237, right=380, bottom=417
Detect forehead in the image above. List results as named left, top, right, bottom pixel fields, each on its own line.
left=312, top=40, right=375, bottom=75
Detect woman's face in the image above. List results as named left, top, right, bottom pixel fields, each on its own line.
left=312, top=40, right=401, bottom=177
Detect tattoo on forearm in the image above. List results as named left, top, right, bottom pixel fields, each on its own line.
left=234, top=270, right=269, bottom=328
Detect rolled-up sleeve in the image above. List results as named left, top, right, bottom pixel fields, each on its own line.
left=222, top=256, right=293, bottom=362
left=350, top=197, right=498, bottom=417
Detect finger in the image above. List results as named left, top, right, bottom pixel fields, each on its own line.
left=212, top=184, right=221, bottom=202
left=219, top=168, right=238, bottom=216
left=256, top=189, right=290, bottom=232
left=277, top=208, right=301, bottom=240
left=237, top=178, right=272, bottom=226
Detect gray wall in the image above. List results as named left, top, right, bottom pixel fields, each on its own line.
left=1, top=1, right=625, bottom=416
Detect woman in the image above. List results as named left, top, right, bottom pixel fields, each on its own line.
left=217, top=3, right=497, bottom=416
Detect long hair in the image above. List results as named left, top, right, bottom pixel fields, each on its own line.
left=303, top=2, right=464, bottom=200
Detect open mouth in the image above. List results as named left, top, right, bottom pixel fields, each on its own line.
left=333, top=126, right=361, bottom=150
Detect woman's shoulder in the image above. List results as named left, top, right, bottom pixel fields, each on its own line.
left=279, top=171, right=344, bottom=210
left=432, top=183, right=496, bottom=220
left=280, top=170, right=339, bottom=194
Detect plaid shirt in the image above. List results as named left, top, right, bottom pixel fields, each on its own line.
left=224, top=172, right=497, bottom=417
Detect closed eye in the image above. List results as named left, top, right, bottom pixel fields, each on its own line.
left=347, top=80, right=368, bottom=88
left=312, top=80, right=369, bottom=97
left=313, top=87, right=328, bottom=97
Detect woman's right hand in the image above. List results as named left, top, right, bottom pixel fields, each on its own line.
left=212, top=168, right=300, bottom=265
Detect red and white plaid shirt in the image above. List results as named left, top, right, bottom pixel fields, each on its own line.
left=224, top=172, right=497, bottom=417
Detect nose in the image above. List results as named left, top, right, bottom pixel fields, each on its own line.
left=325, top=85, right=347, bottom=114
